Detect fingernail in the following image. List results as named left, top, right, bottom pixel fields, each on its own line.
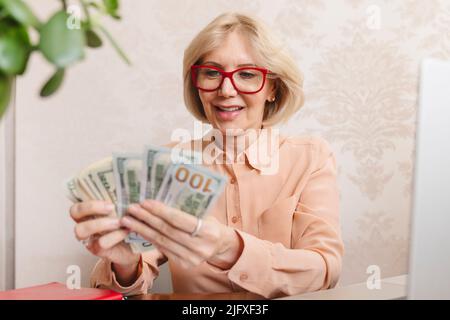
left=104, top=203, right=115, bottom=212
left=110, top=219, right=120, bottom=227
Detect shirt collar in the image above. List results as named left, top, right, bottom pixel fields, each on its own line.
left=202, top=127, right=282, bottom=175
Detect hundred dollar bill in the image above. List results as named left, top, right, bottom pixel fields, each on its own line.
left=79, top=161, right=109, bottom=201
left=113, top=153, right=139, bottom=215
left=64, top=158, right=114, bottom=204
left=65, top=156, right=150, bottom=253
left=151, top=152, right=172, bottom=201
left=87, top=157, right=117, bottom=205
left=78, top=173, right=101, bottom=200
left=140, top=145, right=202, bottom=202
left=112, top=153, right=153, bottom=252
left=123, top=157, right=142, bottom=205
left=156, top=163, right=227, bottom=218
left=64, top=176, right=88, bottom=202
left=122, top=157, right=152, bottom=248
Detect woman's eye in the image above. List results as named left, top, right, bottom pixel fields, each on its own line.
left=239, top=72, right=255, bottom=79
left=205, top=70, right=220, bottom=77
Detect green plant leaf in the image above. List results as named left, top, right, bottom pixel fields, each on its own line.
left=103, top=0, right=118, bottom=13
left=98, top=24, right=130, bottom=65
left=39, top=11, right=86, bottom=68
left=0, top=0, right=41, bottom=29
left=0, top=24, right=31, bottom=75
left=86, top=29, right=102, bottom=48
left=86, top=2, right=101, bottom=10
left=109, top=12, right=121, bottom=20
left=40, top=68, right=64, bottom=97
left=0, top=72, right=12, bottom=118
left=102, top=0, right=120, bottom=19
left=87, top=0, right=119, bottom=19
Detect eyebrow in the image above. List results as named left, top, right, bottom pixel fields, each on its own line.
left=203, top=61, right=257, bottom=68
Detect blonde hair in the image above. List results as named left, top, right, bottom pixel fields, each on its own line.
left=183, top=12, right=304, bottom=126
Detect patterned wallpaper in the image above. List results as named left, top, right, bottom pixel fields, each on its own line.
left=15, top=0, right=450, bottom=290
left=272, top=0, right=450, bottom=284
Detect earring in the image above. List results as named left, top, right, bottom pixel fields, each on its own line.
left=268, top=97, right=275, bottom=102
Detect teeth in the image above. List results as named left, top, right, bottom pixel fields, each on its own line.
left=216, top=106, right=243, bottom=112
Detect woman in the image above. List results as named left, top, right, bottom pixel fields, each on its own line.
left=69, top=12, right=344, bottom=299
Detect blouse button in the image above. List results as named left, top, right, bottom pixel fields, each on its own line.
left=231, top=216, right=239, bottom=224
left=230, top=177, right=236, bottom=184
left=240, top=273, right=248, bottom=281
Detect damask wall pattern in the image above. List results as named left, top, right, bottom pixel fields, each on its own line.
left=15, top=0, right=449, bottom=289
left=273, top=0, right=449, bottom=284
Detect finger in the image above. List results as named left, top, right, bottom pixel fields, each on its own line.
left=127, top=204, right=196, bottom=243
left=140, top=200, right=198, bottom=234
left=129, top=204, right=221, bottom=258
left=70, top=200, right=115, bottom=222
left=121, top=216, right=204, bottom=267
left=156, top=246, right=195, bottom=270
left=96, top=229, right=129, bottom=250
left=74, top=217, right=120, bottom=241
left=127, top=204, right=209, bottom=256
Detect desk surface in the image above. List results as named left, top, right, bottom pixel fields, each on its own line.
left=128, top=275, right=407, bottom=300
left=277, top=275, right=407, bottom=300
left=129, top=292, right=266, bottom=300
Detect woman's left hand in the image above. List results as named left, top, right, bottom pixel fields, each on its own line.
left=120, top=200, right=243, bottom=270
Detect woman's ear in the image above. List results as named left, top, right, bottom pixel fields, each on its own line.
left=267, top=79, right=278, bottom=102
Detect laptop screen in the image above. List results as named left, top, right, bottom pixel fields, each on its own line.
left=408, top=58, right=450, bottom=299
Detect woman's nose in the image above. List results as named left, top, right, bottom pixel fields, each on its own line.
left=219, top=77, right=237, bottom=97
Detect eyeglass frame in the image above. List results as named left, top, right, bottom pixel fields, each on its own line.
left=190, top=65, right=275, bottom=94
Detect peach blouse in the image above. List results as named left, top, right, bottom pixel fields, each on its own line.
left=90, top=129, right=344, bottom=299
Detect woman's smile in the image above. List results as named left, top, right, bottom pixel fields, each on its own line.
left=213, top=104, right=245, bottom=121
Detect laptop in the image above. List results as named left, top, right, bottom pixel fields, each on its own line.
left=407, top=58, right=450, bottom=299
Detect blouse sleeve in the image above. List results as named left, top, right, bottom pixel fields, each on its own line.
left=209, top=138, right=344, bottom=299
left=90, top=249, right=167, bottom=297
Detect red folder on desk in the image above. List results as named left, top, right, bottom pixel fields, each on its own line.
left=0, top=282, right=123, bottom=300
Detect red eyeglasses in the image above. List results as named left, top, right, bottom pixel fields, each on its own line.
left=191, top=65, right=273, bottom=94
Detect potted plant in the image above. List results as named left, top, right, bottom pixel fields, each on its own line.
left=0, top=0, right=129, bottom=118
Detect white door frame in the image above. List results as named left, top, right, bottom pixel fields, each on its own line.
left=0, top=79, right=15, bottom=290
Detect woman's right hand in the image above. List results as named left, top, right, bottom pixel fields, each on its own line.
left=69, top=200, right=141, bottom=271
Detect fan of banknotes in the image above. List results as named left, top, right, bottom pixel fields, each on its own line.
left=65, top=145, right=227, bottom=253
